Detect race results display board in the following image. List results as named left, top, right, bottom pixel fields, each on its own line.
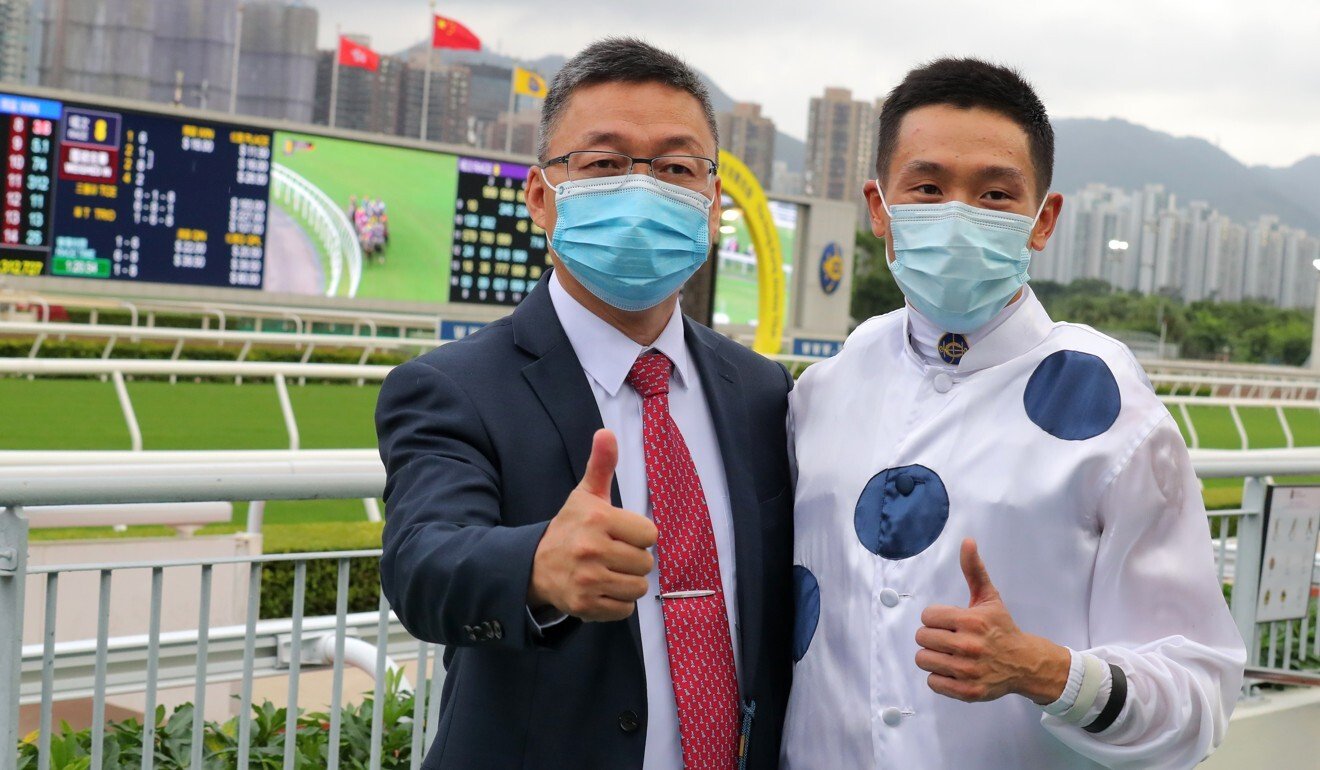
left=50, top=106, right=272, bottom=288
left=450, top=157, right=550, bottom=306
left=1, top=89, right=551, bottom=305
left=1, top=94, right=59, bottom=278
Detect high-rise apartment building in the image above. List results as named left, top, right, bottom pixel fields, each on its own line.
left=147, top=0, right=237, bottom=110
left=39, top=0, right=155, bottom=100
left=399, top=59, right=472, bottom=146
left=0, top=0, right=34, bottom=84
left=1036, top=182, right=1320, bottom=308
left=485, top=107, right=539, bottom=156
left=312, top=42, right=405, bottom=136
left=805, top=88, right=878, bottom=203
left=235, top=1, right=318, bottom=123
left=717, top=102, right=776, bottom=187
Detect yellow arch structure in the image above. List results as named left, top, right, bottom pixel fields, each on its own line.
left=718, top=149, right=784, bottom=355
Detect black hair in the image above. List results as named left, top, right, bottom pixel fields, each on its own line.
left=538, top=37, right=718, bottom=161
left=875, top=58, right=1053, bottom=197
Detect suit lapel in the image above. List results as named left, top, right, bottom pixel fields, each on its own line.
left=515, top=278, right=644, bottom=663
left=685, top=319, right=764, bottom=694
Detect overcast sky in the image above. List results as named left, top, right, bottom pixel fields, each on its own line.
left=312, top=0, right=1319, bottom=169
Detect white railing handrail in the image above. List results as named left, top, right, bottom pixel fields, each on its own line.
left=0, top=321, right=437, bottom=353
left=0, top=448, right=374, bottom=466
left=0, top=356, right=393, bottom=380
left=1, top=289, right=447, bottom=333
left=0, top=447, right=1318, bottom=509
left=1162, top=395, right=1320, bottom=409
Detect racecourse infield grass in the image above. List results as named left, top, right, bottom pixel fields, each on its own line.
left=4, top=376, right=1318, bottom=540
left=272, top=132, right=459, bottom=304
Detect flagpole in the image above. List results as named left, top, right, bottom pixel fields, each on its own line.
left=420, top=0, right=435, bottom=141
left=505, top=70, right=516, bottom=153
left=329, top=26, right=341, bottom=128
left=228, top=3, right=243, bottom=113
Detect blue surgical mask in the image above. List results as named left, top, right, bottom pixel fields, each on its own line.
left=543, top=171, right=712, bottom=311
left=877, top=183, right=1047, bottom=333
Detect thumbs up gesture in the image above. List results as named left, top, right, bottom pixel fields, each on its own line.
left=528, top=429, right=659, bottom=622
left=915, top=539, right=1071, bottom=705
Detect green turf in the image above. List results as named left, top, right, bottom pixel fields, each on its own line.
left=272, top=131, right=458, bottom=303
left=715, top=208, right=797, bottom=326
left=0, top=379, right=132, bottom=450
left=8, top=373, right=1320, bottom=534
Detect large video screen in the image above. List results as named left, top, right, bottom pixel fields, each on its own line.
left=0, top=90, right=551, bottom=306
left=713, top=197, right=797, bottom=326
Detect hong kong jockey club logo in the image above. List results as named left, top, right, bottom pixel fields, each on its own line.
left=819, top=241, right=843, bottom=295
left=937, top=333, right=970, bottom=365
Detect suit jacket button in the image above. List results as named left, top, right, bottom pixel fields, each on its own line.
left=618, top=710, right=640, bottom=733
left=489, top=620, right=504, bottom=640
left=464, top=625, right=479, bottom=642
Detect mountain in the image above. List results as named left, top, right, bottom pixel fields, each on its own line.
left=394, top=44, right=1315, bottom=230
left=1255, top=154, right=1320, bottom=227
left=1051, top=118, right=1320, bottom=233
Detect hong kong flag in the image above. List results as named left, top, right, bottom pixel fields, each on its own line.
left=338, top=36, right=381, bottom=71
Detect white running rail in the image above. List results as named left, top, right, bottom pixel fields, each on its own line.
left=270, top=164, right=363, bottom=298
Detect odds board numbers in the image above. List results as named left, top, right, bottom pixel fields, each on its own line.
left=450, top=156, right=550, bottom=306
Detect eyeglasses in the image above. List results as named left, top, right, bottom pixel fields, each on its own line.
left=541, top=150, right=718, bottom=193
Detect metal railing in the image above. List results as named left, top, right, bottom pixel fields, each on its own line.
left=0, top=321, right=437, bottom=364
left=0, top=289, right=448, bottom=339
left=2, top=450, right=1319, bottom=769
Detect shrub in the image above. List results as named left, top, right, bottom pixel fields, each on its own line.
left=16, top=669, right=423, bottom=769
left=260, top=523, right=385, bottom=619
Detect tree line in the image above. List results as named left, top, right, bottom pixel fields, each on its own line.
left=850, top=230, right=1314, bottom=366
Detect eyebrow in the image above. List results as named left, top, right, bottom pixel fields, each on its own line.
left=974, top=165, right=1029, bottom=187
left=898, top=160, right=946, bottom=177
left=898, top=160, right=1029, bottom=188
left=574, top=130, right=707, bottom=157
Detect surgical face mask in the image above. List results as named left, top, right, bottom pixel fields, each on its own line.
left=877, top=183, right=1047, bottom=333
left=541, top=170, right=712, bottom=312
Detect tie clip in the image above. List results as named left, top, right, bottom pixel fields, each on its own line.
left=657, top=590, right=715, bottom=601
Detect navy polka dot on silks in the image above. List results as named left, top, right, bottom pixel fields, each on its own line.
left=1023, top=350, right=1122, bottom=441
left=792, top=565, right=820, bottom=662
left=854, top=465, right=950, bottom=560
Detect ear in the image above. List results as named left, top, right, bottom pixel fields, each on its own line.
left=1029, top=192, right=1064, bottom=252
left=863, top=180, right=892, bottom=257
left=525, top=165, right=555, bottom=235
left=708, top=176, right=723, bottom=247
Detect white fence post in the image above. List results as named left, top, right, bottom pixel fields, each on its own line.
left=1230, top=476, right=1268, bottom=666
left=0, top=505, right=29, bottom=770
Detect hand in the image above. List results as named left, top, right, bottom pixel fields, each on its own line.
left=528, top=429, right=658, bottom=622
left=915, top=539, right=1070, bottom=705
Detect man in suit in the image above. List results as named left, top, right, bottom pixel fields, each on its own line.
left=376, top=37, right=794, bottom=770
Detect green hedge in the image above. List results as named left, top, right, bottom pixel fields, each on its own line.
left=260, top=522, right=385, bottom=620
left=17, top=670, right=420, bottom=769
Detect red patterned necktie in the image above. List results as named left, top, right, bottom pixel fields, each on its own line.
left=626, top=351, right=739, bottom=770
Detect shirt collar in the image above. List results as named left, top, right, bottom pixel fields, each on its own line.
left=901, top=286, right=1054, bottom=375
left=548, top=271, right=692, bottom=397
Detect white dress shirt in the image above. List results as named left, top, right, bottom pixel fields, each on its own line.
left=783, top=289, right=1246, bottom=769
left=549, top=273, right=741, bottom=770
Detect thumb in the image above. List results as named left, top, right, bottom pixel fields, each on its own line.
left=961, top=538, right=1000, bottom=606
left=579, top=429, right=618, bottom=500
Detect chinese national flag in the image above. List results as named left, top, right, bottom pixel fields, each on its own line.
left=338, top=36, right=380, bottom=71
left=432, top=14, right=481, bottom=50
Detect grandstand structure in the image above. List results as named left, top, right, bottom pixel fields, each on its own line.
left=2, top=290, right=1320, bottom=768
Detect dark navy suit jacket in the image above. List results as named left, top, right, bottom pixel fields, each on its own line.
left=376, top=276, right=794, bottom=769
